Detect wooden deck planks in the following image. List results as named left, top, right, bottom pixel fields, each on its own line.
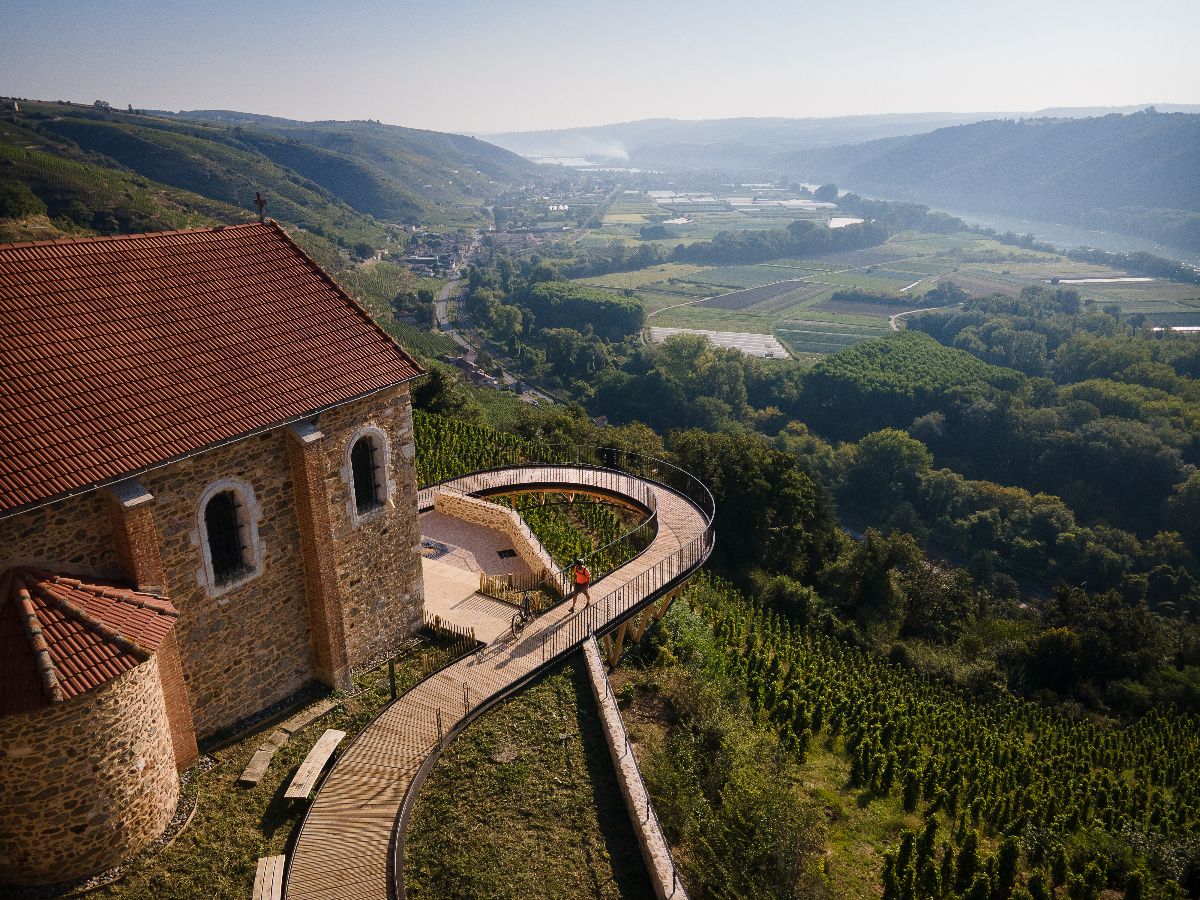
left=285, top=466, right=710, bottom=900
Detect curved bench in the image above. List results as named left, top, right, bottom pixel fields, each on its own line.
left=284, top=464, right=713, bottom=900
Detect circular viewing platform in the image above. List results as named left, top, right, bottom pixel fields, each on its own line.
left=285, top=458, right=715, bottom=900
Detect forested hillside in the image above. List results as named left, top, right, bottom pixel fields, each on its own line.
left=779, top=110, right=1200, bottom=252
left=167, top=109, right=536, bottom=214
left=0, top=100, right=534, bottom=244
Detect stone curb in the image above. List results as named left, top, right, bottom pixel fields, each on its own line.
left=582, top=636, right=688, bottom=900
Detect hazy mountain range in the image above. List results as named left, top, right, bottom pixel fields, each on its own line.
left=484, top=105, right=1200, bottom=166
left=487, top=106, right=1200, bottom=253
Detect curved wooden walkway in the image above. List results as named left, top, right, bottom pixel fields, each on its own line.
left=285, top=464, right=713, bottom=900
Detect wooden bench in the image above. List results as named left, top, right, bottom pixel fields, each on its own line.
left=283, top=729, right=346, bottom=800
left=252, top=855, right=285, bottom=900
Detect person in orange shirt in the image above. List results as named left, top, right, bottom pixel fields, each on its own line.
left=570, top=557, right=591, bottom=611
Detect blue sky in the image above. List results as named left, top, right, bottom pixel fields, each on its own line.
left=3, top=0, right=1198, bottom=133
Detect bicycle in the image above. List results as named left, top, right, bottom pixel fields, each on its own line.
left=510, top=592, right=536, bottom=638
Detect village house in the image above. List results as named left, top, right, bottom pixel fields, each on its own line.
left=0, top=222, right=426, bottom=885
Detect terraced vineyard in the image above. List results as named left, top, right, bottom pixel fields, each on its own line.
left=684, top=574, right=1200, bottom=898
left=414, top=411, right=537, bottom=486
left=386, top=323, right=459, bottom=359
left=498, top=494, right=646, bottom=571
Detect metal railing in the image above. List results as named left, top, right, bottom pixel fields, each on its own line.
left=533, top=526, right=715, bottom=659
left=417, top=443, right=716, bottom=527
left=417, top=444, right=714, bottom=616
left=398, top=523, right=714, bottom=899
left=426, top=473, right=660, bottom=608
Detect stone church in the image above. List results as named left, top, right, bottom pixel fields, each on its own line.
left=0, top=222, right=426, bottom=884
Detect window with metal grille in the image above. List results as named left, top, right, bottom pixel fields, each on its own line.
left=204, top=490, right=246, bottom=584
left=351, top=436, right=383, bottom=514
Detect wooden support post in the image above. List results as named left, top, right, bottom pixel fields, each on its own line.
left=607, top=620, right=629, bottom=668
left=653, top=586, right=681, bottom=622
left=631, top=607, right=653, bottom=644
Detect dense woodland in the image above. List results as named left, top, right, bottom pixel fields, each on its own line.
left=454, top=236, right=1200, bottom=634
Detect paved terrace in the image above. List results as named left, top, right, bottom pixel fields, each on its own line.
left=285, top=464, right=713, bottom=900
left=420, top=509, right=536, bottom=643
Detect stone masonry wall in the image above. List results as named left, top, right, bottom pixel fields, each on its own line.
left=0, top=384, right=425, bottom=739
left=320, top=385, right=424, bottom=665
left=142, top=429, right=314, bottom=738
left=433, top=490, right=557, bottom=582
left=0, top=491, right=121, bottom=581
left=0, top=657, right=179, bottom=886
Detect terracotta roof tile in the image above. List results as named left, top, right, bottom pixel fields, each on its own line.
left=0, top=567, right=180, bottom=715
left=0, top=222, right=423, bottom=516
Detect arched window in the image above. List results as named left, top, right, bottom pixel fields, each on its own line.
left=351, top=435, right=384, bottom=514
left=204, top=490, right=247, bottom=585
left=196, top=478, right=262, bottom=594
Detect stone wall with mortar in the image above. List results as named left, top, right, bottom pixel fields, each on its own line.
left=432, top=489, right=557, bottom=580
left=141, top=429, right=314, bottom=738
left=0, top=657, right=179, bottom=886
left=320, top=385, right=424, bottom=665
left=0, top=491, right=121, bottom=581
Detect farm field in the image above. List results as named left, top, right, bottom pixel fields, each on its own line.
left=576, top=228, right=1200, bottom=357
left=648, top=326, right=790, bottom=358
left=776, top=321, right=892, bottom=361
left=588, top=189, right=835, bottom=248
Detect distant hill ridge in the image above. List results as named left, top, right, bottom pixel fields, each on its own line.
left=486, top=107, right=1200, bottom=253
left=778, top=110, right=1200, bottom=252
left=484, top=105, right=1200, bottom=162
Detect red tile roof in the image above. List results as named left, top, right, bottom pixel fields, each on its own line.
left=0, top=222, right=424, bottom=516
left=0, top=567, right=180, bottom=716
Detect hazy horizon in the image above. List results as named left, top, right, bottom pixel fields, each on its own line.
left=4, top=0, right=1199, bottom=135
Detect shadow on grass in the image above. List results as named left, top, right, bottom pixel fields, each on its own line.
left=262, top=764, right=303, bottom=842
left=570, top=662, right=657, bottom=900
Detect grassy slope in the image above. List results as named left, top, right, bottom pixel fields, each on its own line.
left=31, top=111, right=388, bottom=244
left=4, top=101, right=533, bottom=244
left=404, top=661, right=653, bottom=900
left=171, top=110, right=535, bottom=203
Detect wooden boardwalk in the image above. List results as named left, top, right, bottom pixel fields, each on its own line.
left=285, top=464, right=713, bottom=900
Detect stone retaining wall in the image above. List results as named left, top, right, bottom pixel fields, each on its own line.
left=432, top=490, right=557, bottom=582
left=0, top=657, right=179, bottom=885
left=582, top=636, right=688, bottom=900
